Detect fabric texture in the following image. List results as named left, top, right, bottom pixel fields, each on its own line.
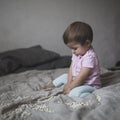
left=0, top=68, right=120, bottom=120
left=72, top=48, right=101, bottom=88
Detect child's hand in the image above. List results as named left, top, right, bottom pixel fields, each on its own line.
left=63, top=84, right=71, bottom=95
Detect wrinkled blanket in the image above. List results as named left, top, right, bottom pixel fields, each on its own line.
left=0, top=68, right=120, bottom=120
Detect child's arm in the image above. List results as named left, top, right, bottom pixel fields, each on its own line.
left=63, top=63, right=73, bottom=94
left=68, top=67, right=92, bottom=90
left=67, top=63, right=73, bottom=83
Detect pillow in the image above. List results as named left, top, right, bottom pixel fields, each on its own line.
left=51, top=56, right=71, bottom=69
left=0, top=45, right=60, bottom=67
left=14, top=56, right=71, bottom=73
left=34, top=56, right=71, bottom=70
left=0, top=56, right=20, bottom=76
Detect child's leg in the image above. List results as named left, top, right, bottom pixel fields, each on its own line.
left=40, top=74, right=68, bottom=90
left=68, top=85, right=96, bottom=97
left=79, top=92, right=91, bottom=97
left=53, top=74, right=68, bottom=87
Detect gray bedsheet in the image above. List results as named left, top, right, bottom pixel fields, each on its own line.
left=0, top=68, right=120, bottom=120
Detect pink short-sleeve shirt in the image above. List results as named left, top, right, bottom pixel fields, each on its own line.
left=72, top=48, right=101, bottom=88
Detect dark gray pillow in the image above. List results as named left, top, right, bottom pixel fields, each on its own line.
left=14, top=56, right=71, bottom=73
left=0, top=56, right=20, bottom=76
left=0, top=45, right=60, bottom=67
left=35, top=56, right=71, bottom=70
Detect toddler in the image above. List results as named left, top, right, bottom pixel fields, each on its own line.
left=40, top=21, right=101, bottom=98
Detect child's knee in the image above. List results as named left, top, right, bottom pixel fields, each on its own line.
left=68, top=91, right=91, bottom=98
left=53, top=73, right=68, bottom=87
left=68, top=88, right=80, bottom=97
left=80, top=93, right=90, bottom=97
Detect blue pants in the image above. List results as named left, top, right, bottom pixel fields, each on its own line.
left=53, top=74, right=96, bottom=97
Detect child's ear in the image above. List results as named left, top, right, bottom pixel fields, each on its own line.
left=86, top=40, right=91, bottom=47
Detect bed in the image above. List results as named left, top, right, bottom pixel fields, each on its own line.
left=0, top=45, right=120, bottom=120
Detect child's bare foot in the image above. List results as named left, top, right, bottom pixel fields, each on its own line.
left=43, top=82, right=55, bottom=91
left=35, top=82, right=54, bottom=91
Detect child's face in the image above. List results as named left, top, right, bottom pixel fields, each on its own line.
left=67, top=41, right=91, bottom=56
